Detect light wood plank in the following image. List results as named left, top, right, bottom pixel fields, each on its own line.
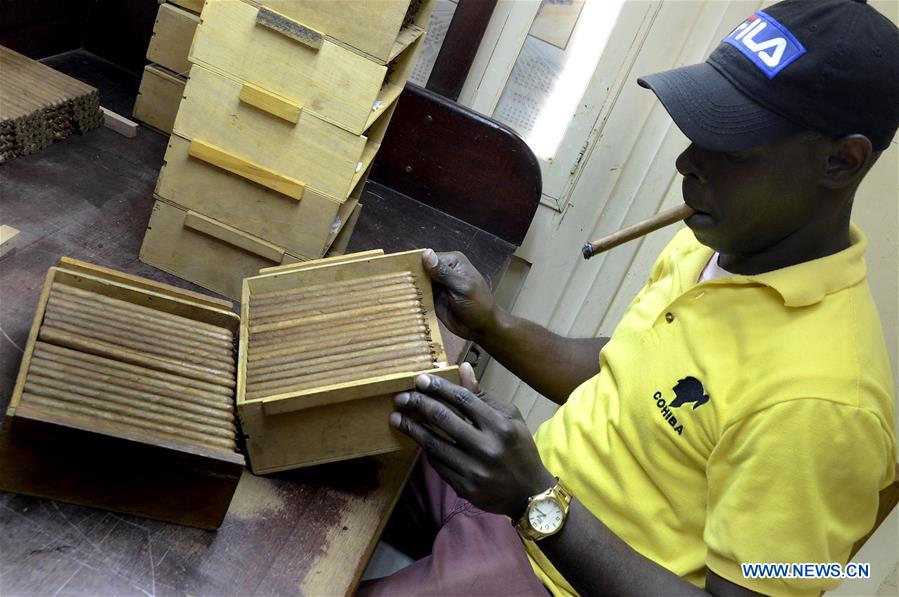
left=187, top=138, right=306, bottom=200
left=257, top=249, right=383, bottom=275
left=100, top=107, right=138, bottom=138
left=184, top=211, right=284, bottom=262
left=58, top=255, right=233, bottom=311
left=239, top=82, right=302, bottom=123
left=0, top=225, right=20, bottom=258
left=51, top=268, right=238, bottom=333
left=258, top=367, right=459, bottom=416
left=7, top=268, right=56, bottom=416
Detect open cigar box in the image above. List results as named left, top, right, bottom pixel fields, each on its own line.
left=0, top=257, right=244, bottom=529
left=2, top=250, right=458, bottom=524
left=238, top=249, right=459, bottom=474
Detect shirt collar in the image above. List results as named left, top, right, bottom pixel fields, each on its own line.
left=688, top=224, right=868, bottom=308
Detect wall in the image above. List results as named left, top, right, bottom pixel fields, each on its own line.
left=82, top=0, right=160, bottom=75
left=0, top=0, right=90, bottom=58
left=0, top=0, right=158, bottom=75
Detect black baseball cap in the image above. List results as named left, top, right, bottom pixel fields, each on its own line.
left=638, top=0, right=899, bottom=151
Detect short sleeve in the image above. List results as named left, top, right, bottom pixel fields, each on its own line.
left=704, top=399, right=894, bottom=596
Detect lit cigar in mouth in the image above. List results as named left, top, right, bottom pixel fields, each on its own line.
left=582, top=204, right=695, bottom=259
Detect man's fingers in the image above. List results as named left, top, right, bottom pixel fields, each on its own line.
left=427, top=457, right=470, bottom=498
left=422, top=248, right=440, bottom=270
left=460, top=362, right=478, bottom=393
left=389, top=410, right=469, bottom=472
left=422, top=249, right=465, bottom=289
left=394, top=390, right=480, bottom=449
left=414, top=373, right=497, bottom=427
left=419, top=373, right=522, bottom=422
left=422, top=248, right=443, bottom=283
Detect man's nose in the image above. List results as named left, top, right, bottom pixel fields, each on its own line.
left=676, top=143, right=705, bottom=183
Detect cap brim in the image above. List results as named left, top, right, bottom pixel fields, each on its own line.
left=638, top=63, right=804, bottom=151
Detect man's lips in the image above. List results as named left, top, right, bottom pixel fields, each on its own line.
left=681, top=177, right=713, bottom=217
left=685, top=209, right=715, bottom=229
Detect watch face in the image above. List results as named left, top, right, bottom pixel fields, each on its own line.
left=528, top=496, right=563, bottom=534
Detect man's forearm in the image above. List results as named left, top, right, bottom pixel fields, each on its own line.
left=477, top=310, right=608, bottom=405
left=539, top=500, right=708, bottom=596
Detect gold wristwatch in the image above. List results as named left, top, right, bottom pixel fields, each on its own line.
left=514, top=478, right=572, bottom=541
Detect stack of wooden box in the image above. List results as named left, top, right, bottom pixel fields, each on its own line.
left=140, top=0, right=434, bottom=300
left=132, top=0, right=202, bottom=134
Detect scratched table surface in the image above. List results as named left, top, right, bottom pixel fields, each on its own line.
left=0, top=52, right=514, bottom=597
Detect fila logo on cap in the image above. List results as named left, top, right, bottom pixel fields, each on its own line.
left=724, top=11, right=806, bottom=78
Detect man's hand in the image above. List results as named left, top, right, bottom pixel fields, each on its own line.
left=389, top=363, right=555, bottom=517
left=421, top=248, right=606, bottom=405
left=422, top=249, right=501, bottom=342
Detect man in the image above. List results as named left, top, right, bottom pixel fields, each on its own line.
left=359, top=0, right=897, bottom=595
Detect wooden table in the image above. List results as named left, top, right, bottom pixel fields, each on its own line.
left=0, top=119, right=514, bottom=595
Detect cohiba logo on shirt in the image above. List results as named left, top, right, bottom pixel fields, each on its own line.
left=652, top=377, right=710, bottom=436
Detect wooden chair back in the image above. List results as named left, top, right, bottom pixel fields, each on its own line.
left=371, top=83, right=541, bottom=247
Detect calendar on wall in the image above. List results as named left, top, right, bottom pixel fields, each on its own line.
left=493, top=37, right=564, bottom=137
left=409, top=0, right=458, bottom=87
left=493, top=0, right=590, bottom=150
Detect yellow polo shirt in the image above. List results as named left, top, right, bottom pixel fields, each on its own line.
left=527, top=225, right=896, bottom=596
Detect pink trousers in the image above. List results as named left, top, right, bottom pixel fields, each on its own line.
left=356, top=455, right=549, bottom=596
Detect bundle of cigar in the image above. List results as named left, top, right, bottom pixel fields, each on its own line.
left=0, top=46, right=103, bottom=163
left=21, top=282, right=238, bottom=453
left=245, top=271, right=437, bottom=400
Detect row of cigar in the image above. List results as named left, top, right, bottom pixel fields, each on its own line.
left=245, top=271, right=437, bottom=399
left=0, top=46, right=102, bottom=163
left=22, top=282, right=238, bottom=453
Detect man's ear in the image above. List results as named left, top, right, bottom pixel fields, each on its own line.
left=822, top=134, right=873, bottom=189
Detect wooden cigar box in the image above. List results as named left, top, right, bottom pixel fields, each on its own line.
left=147, top=2, right=200, bottom=76
left=189, top=0, right=425, bottom=135
left=246, top=0, right=434, bottom=65
left=0, top=257, right=244, bottom=529
left=237, top=249, right=460, bottom=474
left=140, top=192, right=362, bottom=300
left=155, top=132, right=371, bottom=260
left=173, top=64, right=393, bottom=202
left=132, top=64, right=186, bottom=135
